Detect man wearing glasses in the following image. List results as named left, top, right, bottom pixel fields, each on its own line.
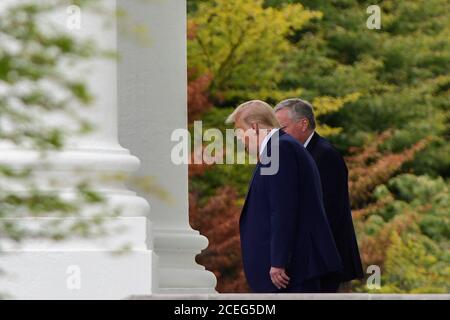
left=275, top=98, right=364, bottom=293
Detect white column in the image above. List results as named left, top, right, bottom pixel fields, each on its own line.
left=118, top=0, right=217, bottom=293
left=0, top=0, right=156, bottom=299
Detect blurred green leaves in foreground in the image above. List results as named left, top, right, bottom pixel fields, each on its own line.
left=0, top=0, right=129, bottom=256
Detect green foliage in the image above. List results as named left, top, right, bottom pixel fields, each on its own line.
left=189, top=0, right=450, bottom=293
left=190, top=108, right=254, bottom=202
left=191, top=164, right=254, bottom=205
left=382, top=233, right=449, bottom=293
left=355, top=174, right=449, bottom=293
left=274, top=0, right=449, bottom=174
left=188, top=0, right=322, bottom=103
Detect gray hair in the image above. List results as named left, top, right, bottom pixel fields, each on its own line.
left=274, top=98, right=316, bottom=130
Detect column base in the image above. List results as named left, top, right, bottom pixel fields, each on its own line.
left=158, top=269, right=217, bottom=294
left=153, top=228, right=217, bottom=293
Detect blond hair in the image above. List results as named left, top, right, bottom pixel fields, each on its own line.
left=225, top=100, right=280, bottom=128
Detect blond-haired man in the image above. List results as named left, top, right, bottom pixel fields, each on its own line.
left=227, top=100, right=342, bottom=293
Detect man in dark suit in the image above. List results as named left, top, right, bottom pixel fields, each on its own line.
left=275, top=98, right=364, bottom=293
left=226, top=100, right=342, bottom=293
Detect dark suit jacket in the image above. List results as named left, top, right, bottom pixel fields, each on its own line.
left=306, top=132, right=364, bottom=282
left=240, top=130, right=342, bottom=293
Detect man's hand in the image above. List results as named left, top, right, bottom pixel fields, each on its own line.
left=270, top=267, right=290, bottom=289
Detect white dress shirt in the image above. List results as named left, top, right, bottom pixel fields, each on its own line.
left=259, top=128, right=279, bottom=156
left=303, top=131, right=315, bottom=148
